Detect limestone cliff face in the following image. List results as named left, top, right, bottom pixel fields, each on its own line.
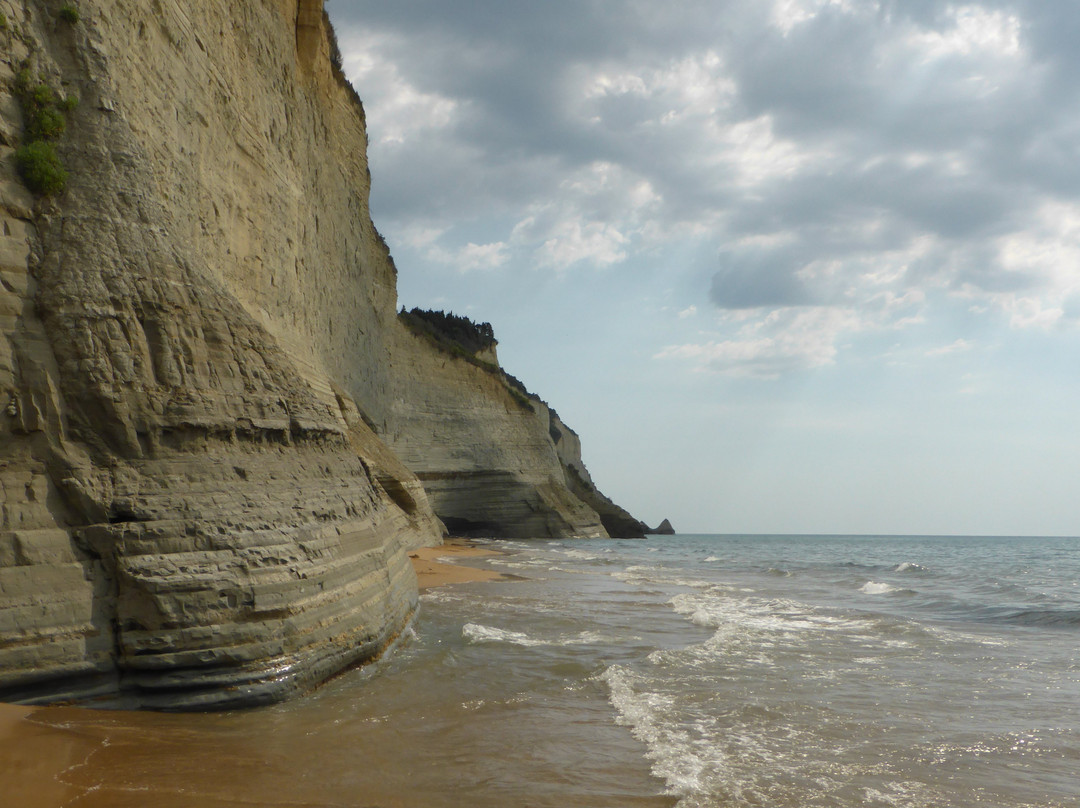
left=0, top=0, right=642, bottom=708
left=382, top=327, right=609, bottom=538
left=549, top=412, right=648, bottom=538
left=0, top=0, right=440, bottom=709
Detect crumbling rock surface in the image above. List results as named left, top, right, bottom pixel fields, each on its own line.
left=0, top=0, right=437, bottom=709
left=0, top=0, right=643, bottom=708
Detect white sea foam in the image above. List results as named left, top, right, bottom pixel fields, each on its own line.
left=611, top=564, right=657, bottom=579
left=704, top=556, right=723, bottom=562
left=563, top=630, right=624, bottom=646
left=600, top=665, right=708, bottom=797
left=895, top=562, right=927, bottom=573
left=601, top=662, right=873, bottom=806
left=612, top=566, right=712, bottom=589
left=462, top=623, right=548, bottom=647
left=670, top=592, right=869, bottom=636
left=922, top=624, right=1013, bottom=647
left=860, top=581, right=900, bottom=595
left=863, top=784, right=935, bottom=807
left=557, top=548, right=602, bottom=561
left=489, top=557, right=555, bottom=570
left=418, top=589, right=469, bottom=605
left=462, top=623, right=616, bottom=648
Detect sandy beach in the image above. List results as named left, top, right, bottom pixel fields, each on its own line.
left=408, top=537, right=513, bottom=588
left=0, top=539, right=517, bottom=808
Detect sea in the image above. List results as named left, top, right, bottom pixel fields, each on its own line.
left=5, top=534, right=1080, bottom=808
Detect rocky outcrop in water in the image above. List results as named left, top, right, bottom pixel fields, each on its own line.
left=0, top=0, right=642, bottom=708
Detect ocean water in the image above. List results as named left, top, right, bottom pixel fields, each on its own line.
left=6, top=534, right=1080, bottom=807
left=440, top=534, right=1080, bottom=808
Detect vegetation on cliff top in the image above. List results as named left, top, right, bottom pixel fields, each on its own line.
left=399, top=308, right=497, bottom=355
left=398, top=308, right=536, bottom=412
left=323, top=9, right=365, bottom=116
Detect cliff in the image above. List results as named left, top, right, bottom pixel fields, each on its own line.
left=387, top=309, right=645, bottom=538
left=381, top=321, right=608, bottom=538
left=550, top=411, right=649, bottom=538
left=0, top=0, right=642, bottom=709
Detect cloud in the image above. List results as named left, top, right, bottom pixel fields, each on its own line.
left=925, top=338, right=974, bottom=357
left=457, top=242, right=509, bottom=272
left=339, top=32, right=458, bottom=147
left=656, top=306, right=864, bottom=378
left=533, top=220, right=628, bottom=269
left=331, top=0, right=1080, bottom=374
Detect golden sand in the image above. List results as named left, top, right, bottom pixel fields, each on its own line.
left=0, top=538, right=517, bottom=807
left=408, top=537, right=514, bottom=589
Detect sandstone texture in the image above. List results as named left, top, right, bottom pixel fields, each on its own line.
left=381, top=328, right=616, bottom=539
left=0, top=0, right=439, bottom=709
left=0, top=0, right=643, bottom=709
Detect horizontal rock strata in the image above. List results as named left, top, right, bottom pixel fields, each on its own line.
left=382, top=328, right=609, bottom=538
left=0, top=0, right=645, bottom=708
left=0, top=0, right=439, bottom=709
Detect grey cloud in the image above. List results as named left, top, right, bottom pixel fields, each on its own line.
left=951, top=261, right=1042, bottom=295
left=710, top=250, right=816, bottom=309
left=331, top=0, right=1080, bottom=329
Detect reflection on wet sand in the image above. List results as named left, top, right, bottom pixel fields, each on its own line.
left=0, top=541, right=502, bottom=808
left=0, top=542, right=669, bottom=808
left=0, top=701, right=397, bottom=808
left=0, top=703, right=94, bottom=807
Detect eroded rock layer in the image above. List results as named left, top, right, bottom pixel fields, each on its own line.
left=380, top=329, right=610, bottom=539
left=0, top=0, right=644, bottom=708
left=0, top=0, right=439, bottom=709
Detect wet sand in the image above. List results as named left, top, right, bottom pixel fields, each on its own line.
left=0, top=539, right=520, bottom=808
left=0, top=700, right=388, bottom=807
left=0, top=702, right=110, bottom=807
left=409, top=537, right=514, bottom=588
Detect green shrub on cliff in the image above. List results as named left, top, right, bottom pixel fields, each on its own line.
left=13, top=72, right=75, bottom=196
left=399, top=308, right=497, bottom=355
left=26, top=104, right=66, bottom=141
left=15, top=141, right=67, bottom=196
left=59, top=4, right=80, bottom=24
left=17, top=79, right=68, bottom=141
left=0, top=12, right=8, bottom=31
left=398, top=308, right=534, bottom=412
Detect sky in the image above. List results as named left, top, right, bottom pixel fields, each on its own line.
left=327, top=0, right=1080, bottom=536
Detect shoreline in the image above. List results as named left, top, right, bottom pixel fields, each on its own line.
left=0, top=538, right=518, bottom=807
left=409, top=537, right=517, bottom=588
left=0, top=701, right=100, bottom=806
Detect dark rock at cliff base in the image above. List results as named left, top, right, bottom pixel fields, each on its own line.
left=646, top=519, right=676, bottom=535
